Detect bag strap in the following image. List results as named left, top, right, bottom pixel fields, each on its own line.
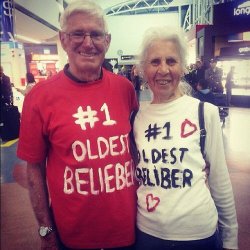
left=198, top=101, right=206, bottom=157
left=129, top=110, right=139, bottom=165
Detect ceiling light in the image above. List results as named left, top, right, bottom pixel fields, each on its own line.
left=243, top=32, right=250, bottom=41
left=15, top=34, right=41, bottom=44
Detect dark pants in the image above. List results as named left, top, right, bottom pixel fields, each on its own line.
left=60, top=243, right=135, bottom=250
left=134, top=229, right=222, bottom=250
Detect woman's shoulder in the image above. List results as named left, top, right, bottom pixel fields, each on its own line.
left=184, top=95, right=218, bottom=115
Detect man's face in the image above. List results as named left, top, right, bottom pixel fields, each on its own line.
left=196, top=61, right=202, bottom=68
left=210, top=61, right=217, bottom=69
left=60, top=12, right=111, bottom=79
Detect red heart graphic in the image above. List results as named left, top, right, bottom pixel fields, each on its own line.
left=180, top=119, right=197, bottom=138
left=146, top=193, right=160, bottom=212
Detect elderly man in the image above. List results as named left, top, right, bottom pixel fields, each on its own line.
left=17, top=1, right=138, bottom=249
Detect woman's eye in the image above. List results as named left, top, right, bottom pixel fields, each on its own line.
left=166, top=58, right=177, bottom=66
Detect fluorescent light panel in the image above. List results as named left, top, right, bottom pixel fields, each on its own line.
left=15, top=34, right=41, bottom=44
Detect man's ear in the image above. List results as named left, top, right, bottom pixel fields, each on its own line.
left=105, top=33, right=111, bottom=52
left=59, top=31, right=66, bottom=50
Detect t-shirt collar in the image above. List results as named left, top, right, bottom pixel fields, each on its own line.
left=63, top=64, right=103, bottom=83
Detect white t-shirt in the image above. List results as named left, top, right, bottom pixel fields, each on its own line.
left=134, top=95, right=238, bottom=249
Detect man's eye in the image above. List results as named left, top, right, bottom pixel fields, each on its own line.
left=150, top=59, right=161, bottom=66
left=90, top=31, right=103, bottom=38
left=72, top=32, right=84, bottom=37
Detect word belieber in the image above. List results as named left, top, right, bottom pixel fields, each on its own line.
left=63, top=133, right=135, bottom=195
left=136, top=147, right=193, bottom=189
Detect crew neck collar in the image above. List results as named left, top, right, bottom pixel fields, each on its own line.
left=63, top=64, right=103, bottom=83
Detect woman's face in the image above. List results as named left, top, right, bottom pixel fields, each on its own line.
left=143, top=40, right=184, bottom=103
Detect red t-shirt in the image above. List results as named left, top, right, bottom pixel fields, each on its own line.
left=17, top=69, right=138, bottom=248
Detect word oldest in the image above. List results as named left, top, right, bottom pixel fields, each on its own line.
left=72, top=134, right=130, bottom=162
left=139, top=147, right=189, bottom=164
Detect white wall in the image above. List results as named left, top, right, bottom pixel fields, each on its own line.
left=106, top=13, right=180, bottom=58
left=1, top=42, right=26, bottom=86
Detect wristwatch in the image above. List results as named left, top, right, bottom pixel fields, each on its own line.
left=38, top=226, right=54, bottom=237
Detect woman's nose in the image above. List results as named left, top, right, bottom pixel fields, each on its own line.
left=158, top=62, right=170, bottom=74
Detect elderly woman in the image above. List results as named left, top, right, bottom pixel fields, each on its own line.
left=133, top=26, right=238, bottom=250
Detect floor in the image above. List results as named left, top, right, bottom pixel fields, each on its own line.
left=1, top=90, right=250, bottom=250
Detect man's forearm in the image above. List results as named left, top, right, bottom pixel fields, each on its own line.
left=27, top=162, right=54, bottom=226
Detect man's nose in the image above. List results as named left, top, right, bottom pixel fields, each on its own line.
left=82, top=34, right=94, bottom=46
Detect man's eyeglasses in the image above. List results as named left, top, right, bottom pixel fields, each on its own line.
left=65, top=31, right=107, bottom=44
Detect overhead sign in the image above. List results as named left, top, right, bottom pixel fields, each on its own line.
left=0, top=0, right=14, bottom=42
left=234, top=1, right=250, bottom=16
left=220, top=46, right=250, bottom=57
left=121, top=55, right=135, bottom=60
left=239, top=46, right=250, bottom=54
left=214, top=0, right=250, bottom=26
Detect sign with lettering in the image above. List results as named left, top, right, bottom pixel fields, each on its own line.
left=220, top=46, right=250, bottom=57
left=234, top=1, right=250, bottom=16
left=214, top=0, right=250, bottom=25
left=121, top=55, right=135, bottom=60
left=0, top=0, right=14, bottom=42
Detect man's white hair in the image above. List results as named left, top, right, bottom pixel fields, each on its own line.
left=60, top=0, right=108, bottom=32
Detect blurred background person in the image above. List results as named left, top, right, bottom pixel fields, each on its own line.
left=194, top=78, right=215, bottom=105
left=225, top=66, right=235, bottom=106
left=194, top=58, right=206, bottom=85
left=0, top=65, right=13, bottom=107
left=131, top=65, right=142, bottom=101
left=46, top=70, right=53, bottom=79
left=205, top=58, right=223, bottom=93
left=16, top=72, right=36, bottom=96
left=0, top=66, right=20, bottom=141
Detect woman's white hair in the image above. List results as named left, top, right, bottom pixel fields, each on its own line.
left=60, top=0, right=108, bottom=32
left=138, top=26, right=188, bottom=72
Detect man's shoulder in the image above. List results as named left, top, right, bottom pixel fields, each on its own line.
left=104, top=69, right=133, bottom=86
left=27, top=71, right=64, bottom=96
left=2, top=74, right=11, bottom=83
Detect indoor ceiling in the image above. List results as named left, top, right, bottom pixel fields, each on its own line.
left=13, top=0, right=192, bottom=44
left=14, top=0, right=130, bottom=44
left=14, top=9, right=59, bottom=44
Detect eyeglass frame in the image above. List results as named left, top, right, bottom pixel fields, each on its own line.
left=63, top=30, right=109, bottom=44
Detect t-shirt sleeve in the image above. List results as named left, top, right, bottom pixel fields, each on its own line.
left=204, top=103, right=238, bottom=249
left=128, top=79, right=139, bottom=112
left=17, top=90, right=48, bottom=163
